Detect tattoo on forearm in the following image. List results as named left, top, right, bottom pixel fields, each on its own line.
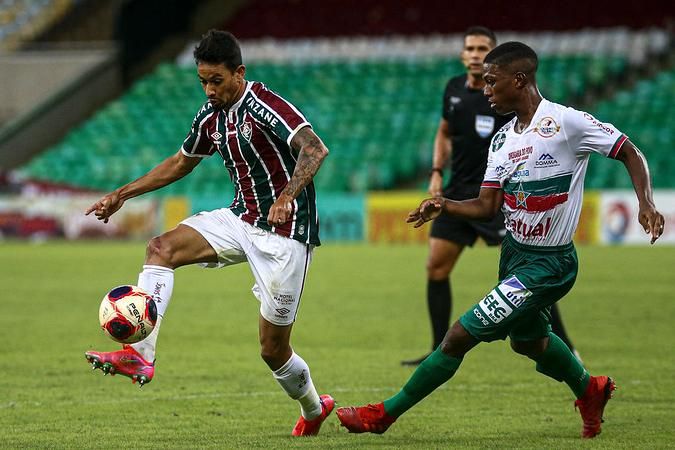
left=284, top=130, right=327, bottom=198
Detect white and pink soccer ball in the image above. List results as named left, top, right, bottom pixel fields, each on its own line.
left=99, top=285, right=157, bottom=344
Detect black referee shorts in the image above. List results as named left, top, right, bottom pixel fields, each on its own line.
left=429, top=186, right=505, bottom=247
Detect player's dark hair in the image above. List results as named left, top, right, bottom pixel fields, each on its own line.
left=484, top=41, right=538, bottom=75
left=464, top=26, right=497, bottom=46
left=193, top=29, right=242, bottom=71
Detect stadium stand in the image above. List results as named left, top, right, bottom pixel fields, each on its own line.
left=4, top=0, right=672, bottom=195
left=19, top=58, right=451, bottom=193
left=217, top=0, right=672, bottom=38
left=0, top=0, right=247, bottom=171
left=15, top=57, right=616, bottom=192
left=19, top=28, right=672, bottom=194
left=586, top=68, right=675, bottom=189
left=0, top=0, right=75, bottom=51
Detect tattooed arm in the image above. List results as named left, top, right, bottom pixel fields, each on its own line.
left=267, top=126, right=329, bottom=226
left=284, top=126, right=329, bottom=198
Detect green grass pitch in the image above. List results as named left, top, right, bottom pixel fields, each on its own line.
left=1, top=241, right=674, bottom=448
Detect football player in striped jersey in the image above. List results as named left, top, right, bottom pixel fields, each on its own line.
left=85, top=30, right=333, bottom=436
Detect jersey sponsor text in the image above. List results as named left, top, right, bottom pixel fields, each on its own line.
left=507, top=216, right=552, bottom=239
left=244, top=96, right=280, bottom=127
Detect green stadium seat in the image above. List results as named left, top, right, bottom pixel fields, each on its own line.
left=584, top=66, right=675, bottom=189
left=22, top=54, right=664, bottom=194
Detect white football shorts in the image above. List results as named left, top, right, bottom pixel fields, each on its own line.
left=180, top=208, right=313, bottom=326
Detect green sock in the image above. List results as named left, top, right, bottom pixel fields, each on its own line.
left=534, top=332, right=590, bottom=398
left=383, top=347, right=462, bottom=417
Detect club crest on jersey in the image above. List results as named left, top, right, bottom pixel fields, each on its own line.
left=513, top=182, right=531, bottom=208
left=475, top=115, right=495, bottom=138
left=534, top=117, right=560, bottom=138
left=239, top=121, right=252, bottom=142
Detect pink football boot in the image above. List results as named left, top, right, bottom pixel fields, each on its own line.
left=85, top=345, right=154, bottom=387
left=291, top=395, right=335, bottom=436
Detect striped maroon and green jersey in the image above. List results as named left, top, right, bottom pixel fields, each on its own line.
left=481, top=99, right=627, bottom=247
left=181, top=80, right=320, bottom=246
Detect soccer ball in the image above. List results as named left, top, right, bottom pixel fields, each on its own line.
left=99, top=285, right=157, bottom=344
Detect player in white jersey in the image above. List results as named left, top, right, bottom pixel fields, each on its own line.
left=481, top=98, right=629, bottom=247
left=336, top=42, right=664, bottom=439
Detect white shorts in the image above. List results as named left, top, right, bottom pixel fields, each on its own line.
left=180, top=208, right=313, bottom=326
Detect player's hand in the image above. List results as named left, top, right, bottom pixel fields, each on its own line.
left=638, top=204, right=665, bottom=244
left=267, top=193, right=293, bottom=227
left=85, top=190, right=124, bottom=223
left=428, top=172, right=443, bottom=197
left=406, top=197, right=444, bottom=228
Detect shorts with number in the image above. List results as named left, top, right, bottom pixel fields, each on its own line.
left=459, top=233, right=578, bottom=342
left=181, top=208, right=312, bottom=326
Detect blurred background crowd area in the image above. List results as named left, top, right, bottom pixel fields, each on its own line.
left=0, top=0, right=672, bottom=243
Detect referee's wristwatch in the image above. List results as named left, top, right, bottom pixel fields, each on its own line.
left=429, top=167, right=444, bottom=177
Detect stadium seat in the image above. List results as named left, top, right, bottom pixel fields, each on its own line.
left=585, top=67, right=675, bottom=189
left=23, top=52, right=669, bottom=195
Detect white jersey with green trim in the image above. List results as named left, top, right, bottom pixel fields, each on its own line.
left=481, top=99, right=627, bottom=247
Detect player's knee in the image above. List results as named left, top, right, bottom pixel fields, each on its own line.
left=145, top=236, right=175, bottom=267
left=510, top=338, right=547, bottom=358
left=440, top=321, right=476, bottom=358
left=426, top=258, right=452, bottom=279
left=259, top=338, right=291, bottom=369
left=438, top=339, right=454, bottom=356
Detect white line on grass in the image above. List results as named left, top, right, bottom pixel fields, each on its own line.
left=0, top=380, right=587, bottom=410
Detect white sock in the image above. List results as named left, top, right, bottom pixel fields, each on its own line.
left=272, top=352, right=322, bottom=419
left=131, top=265, right=174, bottom=361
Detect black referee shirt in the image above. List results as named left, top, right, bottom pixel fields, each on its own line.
left=442, top=74, right=513, bottom=193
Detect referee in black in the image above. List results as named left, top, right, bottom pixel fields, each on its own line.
left=402, top=26, right=579, bottom=365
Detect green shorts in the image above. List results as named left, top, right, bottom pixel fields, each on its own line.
left=459, top=233, right=578, bottom=342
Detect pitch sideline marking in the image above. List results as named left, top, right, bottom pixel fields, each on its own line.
left=0, top=380, right=594, bottom=410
